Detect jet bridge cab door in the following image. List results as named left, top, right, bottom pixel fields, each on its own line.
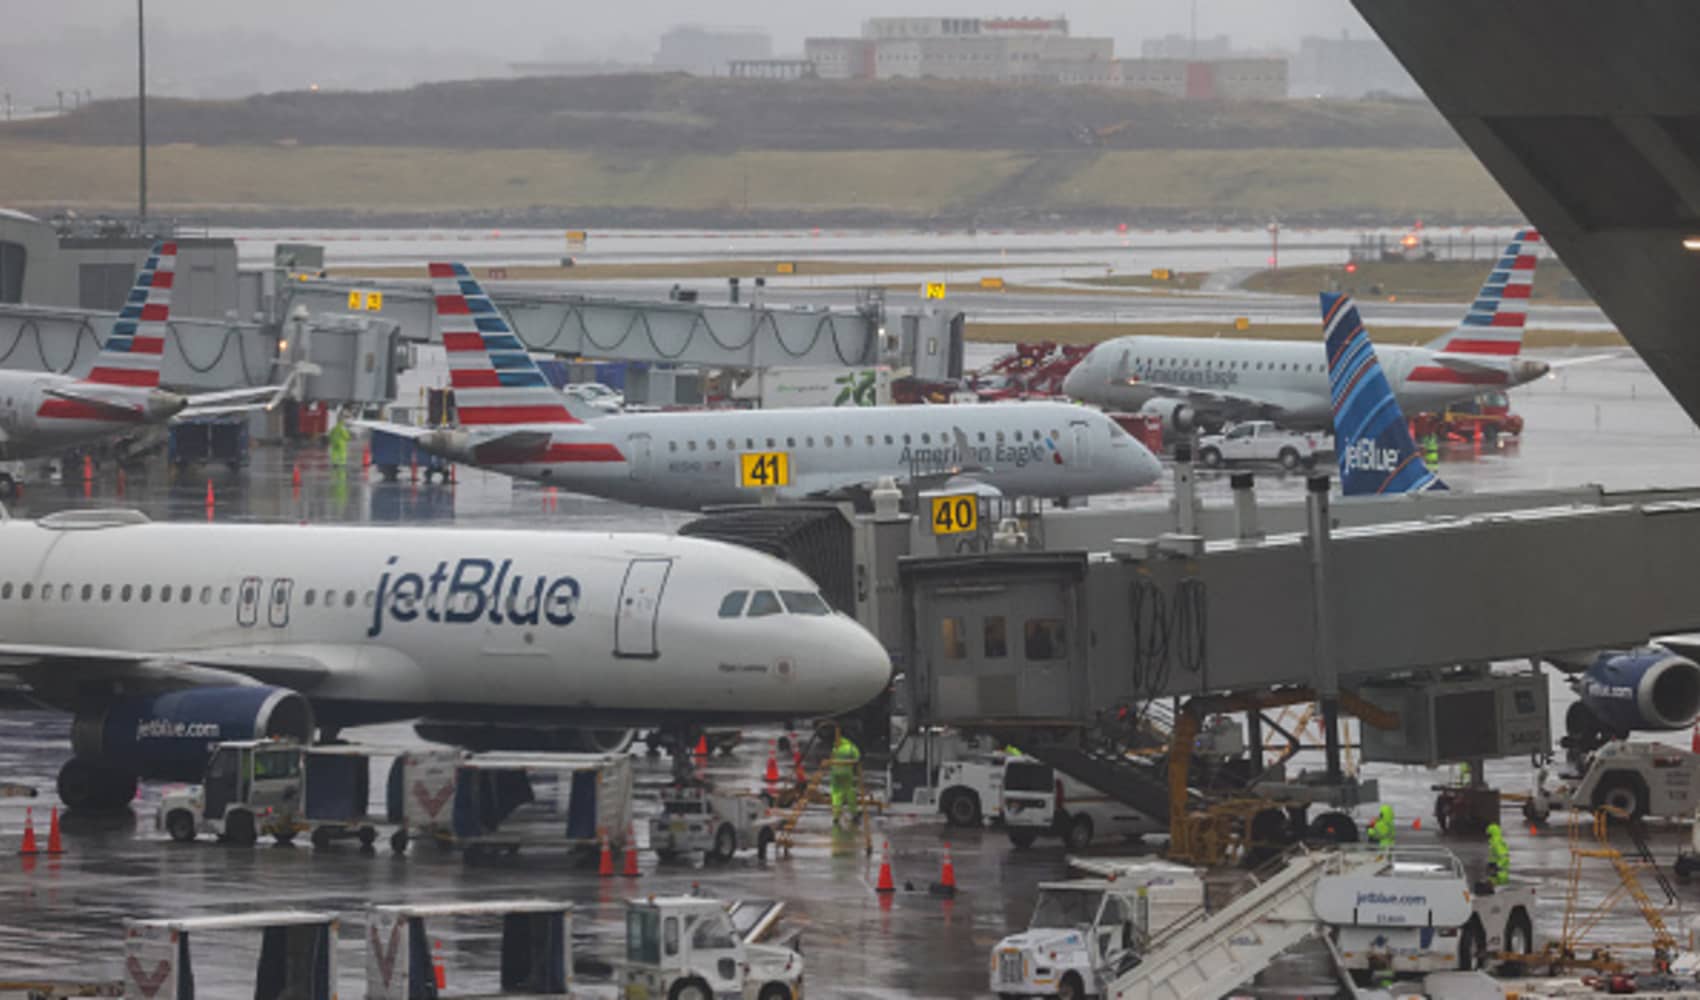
left=902, top=553, right=1088, bottom=724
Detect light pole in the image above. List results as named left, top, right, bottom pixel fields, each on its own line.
left=138, top=0, right=148, bottom=223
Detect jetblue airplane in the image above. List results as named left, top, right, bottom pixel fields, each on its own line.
left=362, top=264, right=1162, bottom=511
left=0, top=511, right=891, bottom=811
left=1062, top=230, right=1553, bottom=432
left=0, top=242, right=301, bottom=496
left=1322, top=292, right=1445, bottom=496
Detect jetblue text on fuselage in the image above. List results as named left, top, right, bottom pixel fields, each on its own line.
left=369, top=556, right=580, bottom=637
left=1344, top=439, right=1401, bottom=474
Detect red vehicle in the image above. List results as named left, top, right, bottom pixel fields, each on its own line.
left=968, top=343, right=1092, bottom=401
left=1410, top=391, right=1524, bottom=444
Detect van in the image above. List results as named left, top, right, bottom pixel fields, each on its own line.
left=1001, top=757, right=1164, bottom=850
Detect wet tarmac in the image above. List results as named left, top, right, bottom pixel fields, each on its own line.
left=2, top=349, right=1699, bottom=996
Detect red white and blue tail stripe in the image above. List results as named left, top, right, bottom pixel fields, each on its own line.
left=1425, top=229, right=1540, bottom=357
left=86, top=241, right=175, bottom=389
left=431, top=262, right=578, bottom=426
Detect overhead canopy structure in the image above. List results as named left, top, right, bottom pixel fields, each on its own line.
left=1352, top=0, right=1700, bottom=424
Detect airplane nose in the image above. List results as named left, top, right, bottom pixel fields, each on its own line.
left=1128, top=441, right=1164, bottom=486
left=1062, top=360, right=1087, bottom=398
left=829, top=618, right=893, bottom=710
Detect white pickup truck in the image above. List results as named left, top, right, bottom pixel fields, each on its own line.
left=1196, top=421, right=1329, bottom=470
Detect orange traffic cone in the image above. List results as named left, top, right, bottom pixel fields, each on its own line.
left=932, top=842, right=957, bottom=896
left=46, top=807, right=63, bottom=856
left=432, top=939, right=447, bottom=990
left=204, top=479, right=215, bottom=507
left=291, top=463, right=302, bottom=490
left=18, top=807, right=37, bottom=856
left=1412, top=818, right=1422, bottom=831
left=1529, top=823, right=1539, bottom=837
left=694, top=734, right=709, bottom=759
left=82, top=454, right=93, bottom=482
left=622, top=824, right=641, bottom=877
left=764, top=741, right=781, bottom=785
left=361, top=445, right=372, bottom=472
left=597, top=829, right=615, bottom=877
left=875, top=840, right=895, bottom=894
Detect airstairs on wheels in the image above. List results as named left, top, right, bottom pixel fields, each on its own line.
left=1107, top=846, right=1385, bottom=1000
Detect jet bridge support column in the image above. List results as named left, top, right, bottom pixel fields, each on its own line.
left=1306, top=475, right=1345, bottom=785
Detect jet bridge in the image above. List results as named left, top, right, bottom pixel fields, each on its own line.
left=275, top=278, right=965, bottom=382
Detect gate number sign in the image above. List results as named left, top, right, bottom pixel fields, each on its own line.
left=739, top=452, right=791, bottom=488
left=930, top=494, right=978, bottom=535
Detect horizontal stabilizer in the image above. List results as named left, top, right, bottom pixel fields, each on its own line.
left=42, top=388, right=144, bottom=421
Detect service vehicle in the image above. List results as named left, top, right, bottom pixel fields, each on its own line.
left=621, top=896, right=803, bottom=1000
left=1322, top=847, right=1536, bottom=979
left=1196, top=420, right=1329, bottom=470
left=650, top=784, right=780, bottom=862
left=886, top=727, right=1008, bottom=828
left=1001, top=757, right=1165, bottom=850
left=989, top=881, right=1143, bottom=1000
left=1525, top=739, right=1700, bottom=822
left=159, top=739, right=385, bottom=849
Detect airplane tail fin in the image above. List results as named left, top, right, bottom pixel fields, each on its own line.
left=1324, top=292, right=1446, bottom=496
left=82, top=241, right=176, bottom=390
left=1423, top=228, right=1540, bottom=356
left=430, top=261, right=578, bottom=426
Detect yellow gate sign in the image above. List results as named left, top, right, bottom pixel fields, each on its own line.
left=739, top=452, right=790, bottom=489
left=923, top=282, right=947, bottom=300
left=363, top=290, right=384, bottom=312
left=347, top=290, right=362, bottom=310
left=929, top=494, right=979, bottom=535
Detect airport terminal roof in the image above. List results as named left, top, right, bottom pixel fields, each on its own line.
left=1354, top=0, right=1700, bottom=424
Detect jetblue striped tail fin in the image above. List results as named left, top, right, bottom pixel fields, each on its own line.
left=1324, top=292, right=1446, bottom=496
left=430, top=262, right=577, bottom=426
left=82, top=241, right=175, bottom=389
left=1424, top=229, right=1540, bottom=356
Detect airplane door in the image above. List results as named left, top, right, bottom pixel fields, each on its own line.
left=268, top=578, right=294, bottom=628
left=627, top=432, right=652, bottom=481
left=237, top=576, right=262, bottom=628
left=1070, top=419, right=1093, bottom=467
left=614, top=557, right=672, bottom=658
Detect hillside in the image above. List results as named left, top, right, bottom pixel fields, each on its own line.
left=3, top=74, right=1460, bottom=154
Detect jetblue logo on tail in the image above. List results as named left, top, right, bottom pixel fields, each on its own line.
left=1322, top=292, right=1446, bottom=497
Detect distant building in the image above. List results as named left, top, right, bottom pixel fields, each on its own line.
left=653, top=26, right=772, bottom=77
left=1290, top=33, right=1419, bottom=99
left=806, top=15, right=1112, bottom=84
left=1116, top=57, right=1287, bottom=101
left=1139, top=34, right=1232, bottom=60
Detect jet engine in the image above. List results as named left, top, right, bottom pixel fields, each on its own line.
left=1569, top=647, right=1700, bottom=737
left=413, top=719, right=637, bottom=754
left=1139, top=399, right=1200, bottom=434
left=63, top=685, right=313, bottom=810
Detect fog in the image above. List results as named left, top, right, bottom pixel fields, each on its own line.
left=0, top=0, right=1375, bottom=107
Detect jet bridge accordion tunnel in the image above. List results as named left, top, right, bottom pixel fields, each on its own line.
left=898, top=501, right=1700, bottom=748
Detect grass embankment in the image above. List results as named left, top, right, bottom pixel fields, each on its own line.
left=1074, top=272, right=1208, bottom=291
left=1242, top=257, right=1586, bottom=301
left=0, top=142, right=1514, bottom=222
left=963, top=321, right=1624, bottom=349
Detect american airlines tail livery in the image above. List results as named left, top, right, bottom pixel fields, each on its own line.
left=0, top=242, right=302, bottom=496
left=362, top=263, right=1162, bottom=510
left=0, top=510, right=891, bottom=811
left=1322, top=293, right=1445, bottom=496
left=1062, top=230, right=1552, bottom=432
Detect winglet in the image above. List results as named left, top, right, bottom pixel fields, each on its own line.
left=1323, top=292, right=1446, bottom=496
left=431, top=261, right=578, bottom=426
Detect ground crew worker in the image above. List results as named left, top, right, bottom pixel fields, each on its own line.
left=327, top=420, right=351, bottom=467
left=1487, top=823, right=1510, bottom=886
left=1422, top=432, right=1440, bottom=466
left=1369, top=804, right=1396, bottom=849
left=1458, top=761, right=1471, bottom=787
left=829, top=733, right=861, bottom=825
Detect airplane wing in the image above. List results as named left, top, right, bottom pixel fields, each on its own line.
left=353, top=420, right=553, bottom=464
left=1545, top=352, right=1622, bottom=371
left=1113, top=376, right=1287, bottom=416
left=0, top=642, right=334, bottom=698
left=41, top=388, right=144, bottom=421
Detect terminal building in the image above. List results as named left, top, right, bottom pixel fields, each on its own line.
left=806, top=16, right=1114, bottom=85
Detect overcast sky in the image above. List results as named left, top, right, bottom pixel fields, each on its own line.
left=6, top=0, right=1376, bottom=59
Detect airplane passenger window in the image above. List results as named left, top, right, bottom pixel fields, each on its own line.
left=824, top=436, right=833, bottom=447
left=1013, top=431, right=1022, bottom=442
left=220, top=587, right=232, bottom=604
left=940, top=617, right=967, bottom=659
left=903, top=435, right=911, bottom=444
left=866, top=435, right=875, bottom=446
left=20, top=584, right=31, bottom=600
left=159, top=585, right=171, bottom=604
left=140, top=585, right=152, bottom=602
left=41, top=584, right=51, bottom=602
left=786, top=438, right=796, bottom=448
left=996, top=431, right=1005, bottom=443
left=885, top=435, right=894, bottom=445
left=1024, top=619, right=1067, bottom=660
left=746, top=438, right=755, bottom=449
left=0, top=583, right=9, bottom=599
left=687, top=440, right=697, bottom=451
left=726, top=439, right=735, bottom=451
left=304, top=590, right=317, bottom=607
left=977, top=432, right=986, bottom=442
left=1255, top=362, right=1263, bottom=370
left=364, top=591, right=376, bottom=607
left=984, top=616, right=1009, bottom=658
left=706, top=439, right=715, bottom=451
left=806, top=437, right=815, bottom=447
left=767, top=438, right=776, bottom=448
left=747, top=591, right=783, bottom=617
left=120, top=585, right=132, bottom=601
left=181, top=586, right=192, bottom=603
left=200, top=587, right=212, bottom=604
left=60, top=584, right=71, bottom=601
left=718, top=591, right=748, bottom=618
left=345, top=591, right=357, bottom=608
left=81, top=584, right=93, bottom=602
left=669, top=442, right=678, bottom=453
left=921, top=433, right=930, bottom=444
left=780, top=591, right=830, bottom=615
